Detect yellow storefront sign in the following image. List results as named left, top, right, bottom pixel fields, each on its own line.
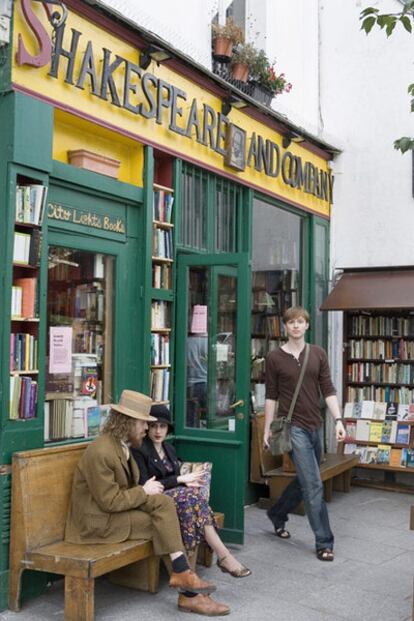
left=12, top=1, right=331, bottom=217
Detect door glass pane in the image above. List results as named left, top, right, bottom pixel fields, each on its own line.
left=186, top=266, right=208, bottom=427
left=213, top=274, right=236, bottom=427
left=45, top=246, right=114, bottom=442
left=314, top=222, right=328, bottom=348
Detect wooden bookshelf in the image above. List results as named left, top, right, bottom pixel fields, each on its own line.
left=342, top=310, right=414, bottom=488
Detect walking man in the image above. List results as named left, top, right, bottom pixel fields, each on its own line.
left=263, top=306, right=345, bottom=561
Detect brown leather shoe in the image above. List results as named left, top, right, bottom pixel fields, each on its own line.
left=178, top=593, right=230, bottom=616
left=170, top=569, right=216, bottom=594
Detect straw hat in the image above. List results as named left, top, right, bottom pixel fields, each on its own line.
left=110, top=390, right=157, bottom=422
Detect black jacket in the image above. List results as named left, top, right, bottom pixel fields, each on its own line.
left=131, top=436, right=181, bottom=490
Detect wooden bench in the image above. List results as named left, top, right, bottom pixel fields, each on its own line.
left=8, top=443, right=159, bottom=621
left=251, top=413, right=360, bottom=508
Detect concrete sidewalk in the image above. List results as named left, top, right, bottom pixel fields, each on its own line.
left=1, top=486, right=413, bottom=621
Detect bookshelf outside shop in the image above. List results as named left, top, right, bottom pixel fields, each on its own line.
left=0, top=0, right=334, bottom=610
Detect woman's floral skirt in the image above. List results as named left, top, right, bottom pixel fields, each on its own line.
left=165, top=486, right=218, bottom=551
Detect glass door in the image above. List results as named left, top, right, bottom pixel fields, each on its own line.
left=175, top=253, right=250, bottom=543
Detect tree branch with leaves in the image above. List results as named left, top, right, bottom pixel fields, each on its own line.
left=360, top=1, right=414, bottom=153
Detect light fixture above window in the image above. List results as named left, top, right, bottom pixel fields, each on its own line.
left=139, top=45, right=172, bottom=70
left=221, top=94, right=248, bottom=116
left=282, top=131, right=305, bottom=149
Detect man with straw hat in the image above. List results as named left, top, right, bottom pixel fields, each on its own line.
left=65, top=389, right=230, bottom=616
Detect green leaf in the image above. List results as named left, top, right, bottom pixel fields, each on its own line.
left=361, top=16, right=376, bottom=33
left=411, top=100, right=414, bottom=113
left=360, top=7, right=378, bottom=18
left=400, top=15, right=412, bottom=33
left=385, top=17, right=397, bottom=36
left=394, top=137, right=414, bottom=153
left=408, top=83, right=414, bottom=95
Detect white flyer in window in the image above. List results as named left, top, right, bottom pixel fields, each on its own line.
left=216, top=343, right=229, bottom=362
left=49, top=326, right=73, bottom=374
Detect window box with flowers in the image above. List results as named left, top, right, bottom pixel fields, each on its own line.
left=247, top=50, right=292, bottom=105
left=212, top=17, right=244, bottom=61
left=230, top=42, right=258, bottom=83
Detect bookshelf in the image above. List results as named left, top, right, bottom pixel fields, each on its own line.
left=44, top=249, right=113, bottom=442
left=250, top=269, right=298, bottom=412
left=9, top=178, right=47, bottom=420
left=342, top=311, right=414, bottom=486
left=151, top=182, right=174, bottom=404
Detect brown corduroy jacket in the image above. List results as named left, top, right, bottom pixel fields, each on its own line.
left=65, top=433, right=148, bottom=544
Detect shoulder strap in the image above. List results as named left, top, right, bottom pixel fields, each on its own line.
left=286, top=343, right=310, bottom=423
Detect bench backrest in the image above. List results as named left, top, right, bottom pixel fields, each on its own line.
left=250, top=413, right=281, bottom=480
left=10, top=443, right=88, bottom=551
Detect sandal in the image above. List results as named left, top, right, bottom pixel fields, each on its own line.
left=275, top=528, right=291, bottom=539
left=316, top=548, right=334, bottom=562
left=216, top=556, right=251, bottom=578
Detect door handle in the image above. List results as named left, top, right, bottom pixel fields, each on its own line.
left=229, top=399, right=244, bottom=409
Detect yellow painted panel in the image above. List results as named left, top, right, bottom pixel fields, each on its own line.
left=12, top=2, right=330, bottom=217
left=53, top=110, right=144, bottom=186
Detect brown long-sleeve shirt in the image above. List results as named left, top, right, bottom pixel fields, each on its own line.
left=265, top=345, right=336, bottom=431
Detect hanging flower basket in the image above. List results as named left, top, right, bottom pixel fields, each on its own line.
left=231, top=62, right=249, bottom=83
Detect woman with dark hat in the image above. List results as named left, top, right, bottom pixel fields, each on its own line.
left=131, top=404, right=251, bottom=579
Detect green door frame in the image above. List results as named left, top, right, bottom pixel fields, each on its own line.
left=174, top=251, right=250, bottom=543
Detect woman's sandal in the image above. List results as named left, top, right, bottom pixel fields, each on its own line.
left=275, top=528, right=291, bottom=539
left=217, top=556, right=252, bottom=578
left=316, top=548, right=334, bottom=561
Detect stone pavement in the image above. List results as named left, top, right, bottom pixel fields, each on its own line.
left=1, top=486, right=413, bottom=621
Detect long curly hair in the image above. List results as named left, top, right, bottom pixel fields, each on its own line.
left=101, top=409, right=137, bottom=442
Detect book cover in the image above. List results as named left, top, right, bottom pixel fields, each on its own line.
left=369, top=421, right=383, bottom=443
left=407, top=404, right=414, bottom=421
left=400, top=448, right=409, bottom=467
left=13, top=232, right=30, bottom=264
left=352, top=402, right=362, bottom=419
left=360, top=400, right=375, bottom=419
left=381, top=420, right=393, bottom=443
left=355, top=419, right=371, bottom=441
left=389, top=448, right=402, bottom=467
left=404, top=448, right=414, bottom=468
left=385, top=401, right=398, bottom=420
left=86, top=405, right=101, bottom=438
left=14, top=277, right=37, bottom=319
left=376, top=444, right=391, bottom=464
left=372, top=402, right=387, bottom=420
left=396, top=423, right=410, bottom=445
left=345, top=421, right=357, bottom=440
left=343, top=402, right=354, bottom=419
left=397, top=403, right=409, bottom=421
left=81, top=366, right=98, bottom=398
left=179, top=462, right=212, bottom=502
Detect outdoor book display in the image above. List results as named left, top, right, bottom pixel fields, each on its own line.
left=342, top=311, right=414, bottom=490
left=250, top=269, right=298, bottom=412
left=9, top=178, right=47, bottom=420
left=44, top=248, right=113, bottom=441
left=150, top=182, right=174, bottom=405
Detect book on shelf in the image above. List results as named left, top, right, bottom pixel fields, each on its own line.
left=369, top=421, right=383, bottom=443
left=254, top=383, right=266, bottom=410
left=408, top=404, right=414, bottom=421
left=344, top=442, right=357, bottom=455
left=13, top=277, right=37, bottom=319
left=397, top=403, right=409, bottom=421
left=86, top=404, right=101, bottom=438
left=385, top=401, right=398, bottom=420
left=151, top=368, right=170, bottom=402
left=395, top=423, right=410, bottom=445
left=360, top=400, right=375, bottom=419
left=380, top=420, right=397, bottom=444
left=16, top=184, right=47, bottom=226
left=151, top=301, right=169, bottom=329
left=345, top=421, right=357, bottom=440
left=376, top=444, right=391, bottom=464
left=343, top=402, right=354, bottom=419
left=9, top=375, right=37, bottom=419
left=372, top=401, right=387, bottom=420
left=401, top=447, right=414, bottom=468
left=389, top=447, right=403, bottom=467
left=10, top=332, right=37, bottom=371
left=11, top=286, right=23, bottom=318
left=13, top=232, right=31, bottom=264
left=150, top=333, right=170, bottom=365
left=81, top=366, right=98, bottom=398
left=153, top=190, right=174, bottom=223
left=355, top=419, right=370, bottom=441
left=152, top=263, right=171, bottom=289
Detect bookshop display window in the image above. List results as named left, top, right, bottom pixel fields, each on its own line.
left=185, top=266, right=236, bottom=429
left=251, top=199, right=302, bottom=411
left=45, top=246, right=114, bottom=442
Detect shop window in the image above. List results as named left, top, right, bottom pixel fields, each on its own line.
left=45, top=247, right=114, bottom=442
left=179, top=163, right=242, bottom=253
left=250, top=198, right=303, bottom=412
left=313, top=221, right=328, bottom=348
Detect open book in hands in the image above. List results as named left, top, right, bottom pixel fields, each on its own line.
left=179, top=461, right=212, bottom=501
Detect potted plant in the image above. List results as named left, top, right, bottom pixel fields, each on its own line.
left=212, top=17, right=244, bottom=60
left=230, top=42, right=257, bottom=82
left=248, top=51, right=292, bottom=105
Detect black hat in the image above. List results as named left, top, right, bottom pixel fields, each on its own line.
left=149, top=404, right=173, bottom=427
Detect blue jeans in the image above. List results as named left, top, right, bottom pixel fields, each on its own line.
left=267, top=425, right=334, bottom=551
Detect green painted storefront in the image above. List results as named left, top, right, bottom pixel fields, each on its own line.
left=0, top=2, right=333, bottom=610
